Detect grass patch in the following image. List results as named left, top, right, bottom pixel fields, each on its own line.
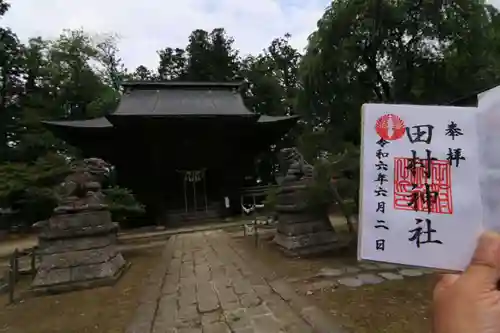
left=0, top=246, right=164, bottom=333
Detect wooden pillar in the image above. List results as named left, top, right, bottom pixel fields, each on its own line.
left=183, top=173, right=188, bottom=213
left=192, top=173, right=197, bottom=212
left=203, top=169, right=208, bottom=212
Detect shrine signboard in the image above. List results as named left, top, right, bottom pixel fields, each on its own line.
left=358, top=104, right=483, bottom=271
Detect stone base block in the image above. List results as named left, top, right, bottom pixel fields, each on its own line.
left=38, top=235, right=116, bottom=255
left=277, top=220, right=332, bottom=236
left=274, top=231, right=339, bottom=257
left=278, top=242, right=342, bottom=257
left=274, top=230, right=337, bottom=249
left=32, top=205, right=129, bottom=295
left=276, top=183, right=307, bottom=194
left=277, top=213, right=316, bottom=224
left=275, top=204, right=308, bottom=213
left=31, top=241, right=128, bottom=295
left=37, top=246, right=120, bottom=269
left=30, top=257, right=129, bottom=296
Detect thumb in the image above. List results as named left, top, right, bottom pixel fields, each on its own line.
left=463, top=231, right=500, bottom=287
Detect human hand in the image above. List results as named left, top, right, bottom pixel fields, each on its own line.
left=433, top=232, right=500, bottom=333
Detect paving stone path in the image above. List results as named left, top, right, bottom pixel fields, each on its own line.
left=126, top=230, right=346, bottom=333
left=299, top=261, right=433, bottom=293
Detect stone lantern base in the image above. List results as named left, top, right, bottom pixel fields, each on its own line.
left=31, top=207, right=128, bottom=294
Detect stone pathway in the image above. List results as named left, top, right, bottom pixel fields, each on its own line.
left=126, top=230, right=346, bottom=333
left=296, top=262, right=432, bottom=293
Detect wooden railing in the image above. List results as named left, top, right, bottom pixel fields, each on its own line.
left=239, top=185, right=278, bottom=247
left=240, top=184, right=276, bottom=204
left=1, top=246, right=38, bottom=304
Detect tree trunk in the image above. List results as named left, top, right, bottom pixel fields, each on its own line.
left=330, top=179, right=356, bottom=235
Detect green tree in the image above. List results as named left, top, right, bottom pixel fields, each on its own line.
left=0, top=153, right=70, bottom=226
left=12, top=31, right=122, bottom=162
left=157, top=47, right=186, bottom=80
left=0, top=0, right=24, bottom=161
left=299, top=0, right=500, bottom=153
left=0, top=0, right=9, bottom=15
left=103, top=186, right=145, bottom=225
left=239, top=34, right=302, bottom=183
left=46, top=30, right=119, bottom=120
left=0, top=18, right=143, bottom=226
left=95, top=34, right=128, bottom=91
left=241, top=34, right=300, bottom=117
left=295, top=0, right=500, bottom=211
left=129, top=65, right=157, bottom=81
left=157, top=28, right=240, bottom=82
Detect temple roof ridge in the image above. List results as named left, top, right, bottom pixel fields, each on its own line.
left=122, top=81, right=244, bottom=91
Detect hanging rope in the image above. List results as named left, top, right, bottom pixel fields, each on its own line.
left=176, top=169, right=206, bottom=182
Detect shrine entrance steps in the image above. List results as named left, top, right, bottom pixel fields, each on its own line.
left=165, top=203, right=222, bottom=227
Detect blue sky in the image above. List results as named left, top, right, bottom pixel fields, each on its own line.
left=2, top=0, right=499, bottom=71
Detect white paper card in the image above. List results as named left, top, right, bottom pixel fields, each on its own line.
left=477, top=86, right=500, bottom=232
left=358, top=104, right=483, bottom=271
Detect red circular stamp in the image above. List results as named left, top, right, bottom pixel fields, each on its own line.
left=375, top=114, right=405, bottom=140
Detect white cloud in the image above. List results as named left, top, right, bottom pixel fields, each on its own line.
left=3, top=0, right=499, bottom=72
left=2, top=0, right=328, bottom=71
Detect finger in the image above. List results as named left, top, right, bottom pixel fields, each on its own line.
left=433, top=273, right=459, bottom=298
left=463, top=231, right=500, bottom=287
left=438, top=273, right=460, bottom=287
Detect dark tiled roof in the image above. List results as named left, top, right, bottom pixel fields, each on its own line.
left=43, top=114, right=299, bottom=129
left=113, top=88, right=255, bottom=116
left=42, top=81, right=299, bottom=129
left=43, top=117, right=112, bottom=128
left=257, top=115, right=299, bottom=123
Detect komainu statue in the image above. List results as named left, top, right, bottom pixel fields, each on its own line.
left=273, top=148, right=338, bottom=256
left=56, top=157, right=110, bottom=210
left=32, top=158, right=128, bottom=294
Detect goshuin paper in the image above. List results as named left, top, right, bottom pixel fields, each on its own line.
left=477, top=86, right=500, bottom=233
left=358, top=104, right=483, bottom=271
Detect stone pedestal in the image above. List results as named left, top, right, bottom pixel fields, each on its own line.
left=274, top=162, right=338, bottom=257
left=32, top=206, right=127, bottom=294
